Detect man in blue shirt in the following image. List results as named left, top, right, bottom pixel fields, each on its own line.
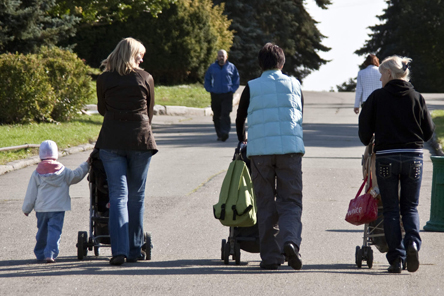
left=204, top=50, right=240, bottom=141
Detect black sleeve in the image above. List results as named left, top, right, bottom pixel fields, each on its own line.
left=358, top=94, right=375, bottom=146
left=301, top=90, right=304, bottom=115
left=236, top=84, right=250, bottom=142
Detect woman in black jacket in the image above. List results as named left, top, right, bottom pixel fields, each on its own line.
left=96, top=38, right=157, bottom=265
left=359, top=55, right=435, bottom=274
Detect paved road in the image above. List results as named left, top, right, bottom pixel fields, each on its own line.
left=0, top=91, right=443, bottom=295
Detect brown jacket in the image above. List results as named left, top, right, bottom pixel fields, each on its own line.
left=95, top=69, right=158, bottom=154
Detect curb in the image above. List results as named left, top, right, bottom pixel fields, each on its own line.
left=84, top=89, right=242, bottom=117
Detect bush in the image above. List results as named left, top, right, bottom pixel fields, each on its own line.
left=38, top=47, right=95, bottom=121
left=0, top=48, right=95, bottom=124
left=0, top=53, right=55, bottom=124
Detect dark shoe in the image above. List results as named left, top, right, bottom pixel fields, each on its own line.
left=388, top=257, right=402, bottom=273
left=220, top=133, right=229, bottom=142
left=109, top=255, right=125, bottom=266
left=283, top=242, right=302, bottom=270
left=260, top=262, right=279, bottom=270
left=46, top=258, right=55, bottom=263
left=406, top=241, right=419, bottom=272
left=127, top=251, right=146, bottom=263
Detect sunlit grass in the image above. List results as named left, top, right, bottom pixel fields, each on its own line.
left=155, top=83, right=210, bottom=108
left=432, top=110, right=444, bottom=146
left=0, top=114, right=103, bottom=164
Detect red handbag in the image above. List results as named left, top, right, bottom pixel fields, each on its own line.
left=345, top=176, right=378, bottom=225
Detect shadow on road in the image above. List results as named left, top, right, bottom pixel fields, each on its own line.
left=0, top=258, right=390, bottom=277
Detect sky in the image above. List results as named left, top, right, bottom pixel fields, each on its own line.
left=302, top=0, right=387, bottom=92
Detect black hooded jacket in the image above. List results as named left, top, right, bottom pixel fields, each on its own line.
left=359, top=79, right=435, bottom=152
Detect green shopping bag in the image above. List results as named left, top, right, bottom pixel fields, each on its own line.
left=213, top=159, right=256, bottom=227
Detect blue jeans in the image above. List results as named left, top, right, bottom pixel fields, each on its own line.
left=100, top=149, right=153, bottom=259
left=375, top=153, right=423, bottom=264
left=34, top=211, right=65, bottom=260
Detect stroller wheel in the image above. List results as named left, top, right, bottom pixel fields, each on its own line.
left=77, top=231, right=88, bottom=260
left=142, top=232, right=152, bottom=260
left=366, top=248, right=373, bottom=269
left=94, top=246, right=100, bottom=257
left=223, top=242, right=230, bottom=265
left=234, top=243, right=241, bottom=265
left=355, top=246, right=363, bottom=268
left=221, top=239, right=226, bottom=261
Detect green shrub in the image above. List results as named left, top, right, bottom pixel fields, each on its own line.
left=38, top=47, right=95, bottom=121
left=0, top=53, right=55, bottom=124
left=0, top=48, right=95, bottom=124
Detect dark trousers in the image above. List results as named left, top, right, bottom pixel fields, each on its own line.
left=210, top=92, right=233, bottom=138
left=250, top=153, right=303, bottom=265
left=375, top=153, right=423, bottom=265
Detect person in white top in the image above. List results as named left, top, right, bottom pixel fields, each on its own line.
left=22, top=140, right=89, bottom=263
left=354, top=54, right=382, bottom=114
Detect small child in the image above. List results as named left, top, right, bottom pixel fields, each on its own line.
left=22, top=140, right=89, bottom=263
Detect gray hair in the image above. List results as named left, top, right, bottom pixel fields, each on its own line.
left=379, top=55, right=412, bottom=81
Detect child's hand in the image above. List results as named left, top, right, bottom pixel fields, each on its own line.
left=24, top=213, right=29, bottom=216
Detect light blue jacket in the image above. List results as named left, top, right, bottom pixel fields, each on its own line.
left=204, top=61, right=240, bottom=94
left=247, top=70, right=305, bottom=157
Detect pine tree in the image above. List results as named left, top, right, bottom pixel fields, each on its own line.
left=0, top=0, right=78, bottom=54
left=356, top=0, right=444, bottom=92
left=214, top=0, right=331, bottom=83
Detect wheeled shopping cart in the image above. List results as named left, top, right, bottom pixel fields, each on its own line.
left=219, top=143, right=260, bottom=265
left=354, top=140, right=388, bottom=268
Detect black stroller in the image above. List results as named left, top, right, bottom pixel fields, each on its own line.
left=220, top=143, right=260, bottom=264
left=76, top=149, right=152, bottom=260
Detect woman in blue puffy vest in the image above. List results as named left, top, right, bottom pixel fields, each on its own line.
left=236, top=43, right=305, bottom=270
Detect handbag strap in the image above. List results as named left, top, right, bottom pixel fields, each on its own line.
left=355, top=176, right=373, bottom=198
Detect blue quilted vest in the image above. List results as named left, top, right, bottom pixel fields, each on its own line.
left=247, top=70, right=305, bottom=157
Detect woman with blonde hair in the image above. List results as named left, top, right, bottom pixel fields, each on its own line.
left=359, top=55, right=434, bottom=273
left=95, top=37, right=158, bottom=265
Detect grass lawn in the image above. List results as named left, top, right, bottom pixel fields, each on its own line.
left=0, top=115, right=103, bottom=165
left=432, top=110, right=444, bottom=146
left=1, top=84, right=210, bottom=165
left=154, top=83, right=210, bottom=108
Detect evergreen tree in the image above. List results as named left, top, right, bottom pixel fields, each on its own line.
left=214, top=0, right=331, bottom=83
left=356, top=0, right=444, bottom=92
left=0, top=0, right=78, bottom=54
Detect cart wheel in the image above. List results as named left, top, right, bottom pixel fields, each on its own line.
left=223, top=241, right=230, bottom=265
left=355, top=246, right=362, bottom=268
left=367, top=248, right=373, bottom=269
left=142, top=232, right=152, bottom=260
left=221, top=239, right=226, bottom=261
left=234, top=243, right=241, bottom=265
left=77, top=231, right=88, bottom=260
